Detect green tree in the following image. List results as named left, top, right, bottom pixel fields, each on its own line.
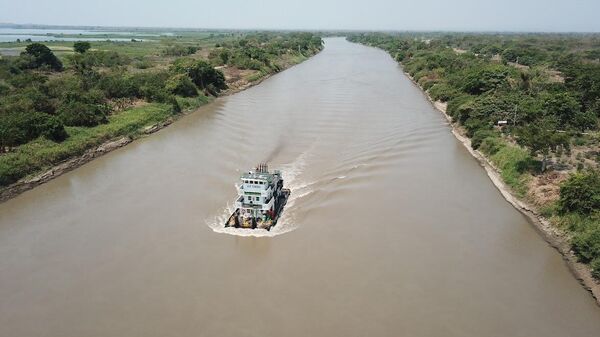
left=73, top=41, right=91, bottom=54
left=515, top=118, right=569, bottom=172
left=21, top=43, right=63, bottom=71
left=542, top=92, right=581, bottom=128
left=58, top=101, right=109, bottom=127
left=0, top=111, right=67, bottom=149
left=572, top=228, right=600, bottom=263
left=219, top=49, right=231, bottom=64
left=165, top=74, right=197, bottom=97
left=172, top=59, right=227, bottom=95
left=572, top=110, right=598, bottom=132
left=559, top=170, right=600, bottom=215
left=461, top=64, right=511, bottom=95
left=41, top=116, right=68, bottom=142
left=69, top=53, right=100, bottom=90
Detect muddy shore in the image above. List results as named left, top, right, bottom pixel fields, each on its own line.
left=405, top=71, right=600, bottom=306
left=0, top=53, right=320, bottom=203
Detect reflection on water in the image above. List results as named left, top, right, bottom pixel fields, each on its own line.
left=0, top=37, right=599, bottom=337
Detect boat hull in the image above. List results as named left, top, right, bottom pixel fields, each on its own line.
left=225, top=189, right=290, bottom=231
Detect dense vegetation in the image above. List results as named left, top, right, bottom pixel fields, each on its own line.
left=0, top=32, right=322, bottom=187
left=348, top=33, right=600, bottom=278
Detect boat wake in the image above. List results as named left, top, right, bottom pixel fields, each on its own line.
left=206, top=150, right=314, bottom=237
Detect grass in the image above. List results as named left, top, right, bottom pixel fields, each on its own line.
left=479, top=136, right=533, bottom=197
left=246, top=70, right=268, bottom=82
left=490, top=145, right=532, bottom=197
left=480, top=135, right=600, bottom=280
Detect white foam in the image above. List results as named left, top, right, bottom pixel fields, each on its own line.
left=206, top=149, right=313, bottom=237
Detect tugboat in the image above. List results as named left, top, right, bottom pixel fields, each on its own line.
left=225, top=164, right=291, bottom=231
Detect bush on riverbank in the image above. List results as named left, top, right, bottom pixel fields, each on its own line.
left=0, top=103, right=175, bottom=186
left=0, top=32, right=323, bottom=189
left=348, top=32, right=600, bottom=279
left=559, top=170, right=600, bottom=215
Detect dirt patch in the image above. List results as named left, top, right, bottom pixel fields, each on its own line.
left=546, top=69, right=565, bottom=83
left=528, top=171, right=568, bottom=207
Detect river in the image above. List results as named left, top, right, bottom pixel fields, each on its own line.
left=1, top=37, right=599, bottom=337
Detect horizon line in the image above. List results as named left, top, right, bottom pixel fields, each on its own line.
left=1, top=22, right=599, bottom=35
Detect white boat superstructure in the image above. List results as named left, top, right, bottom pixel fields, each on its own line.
left=226, top=164, right=290, bottom=230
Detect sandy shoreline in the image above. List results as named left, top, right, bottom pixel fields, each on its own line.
left=405, top=71, right=600, bottom=306
left=0, top=52, right=320, bottom=203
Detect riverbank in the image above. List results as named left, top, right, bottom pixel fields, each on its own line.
left=405, top=71, right=600, bottom=306
left=0, top=49, right=321, bottom=203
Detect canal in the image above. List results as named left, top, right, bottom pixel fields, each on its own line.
left=1, top=37, right=599, bottom=337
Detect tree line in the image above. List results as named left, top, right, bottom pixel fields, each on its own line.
left=348, top=32, right=600, bottom=278
left=0, top=42, right=226, bottom=152
left=0, top=32, right=323, bottom=187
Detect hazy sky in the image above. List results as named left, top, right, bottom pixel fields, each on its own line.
left=1, top=0, right=599, bottom=32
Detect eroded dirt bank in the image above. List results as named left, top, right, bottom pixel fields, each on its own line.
left=406, top=72, right=600, bottom=306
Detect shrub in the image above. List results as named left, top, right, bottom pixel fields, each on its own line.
left=0, top=111, right=67, bottom=147
left=471, top=129, right=499, bottom=150
left=572, top=227, right=600, bottom=263
left=168, top=96, right=182, bottom=114
left=489, top=143, right=532, bottom=196
left=172, top=58, right=227, bottom=94
left=208, top=48, right=231, bottom=66
left=429, top=82, right=459, bottom=102
left=134, top=57, right=153, bottom=69
left=129, top=71, right=171, bottom=102
left=58, top=101, right=109, bottom=127
left=230, top=53, right=263, bottom=70
left=591, top=258, right=600, bottom=279
left=461, top=64, right=512, bottom=95
left=446, top=95, right=473, bottom=120
left=0, top=82, right=9, bottom=96
left=559, top=170, right=600, bottom=214
left=82, top=50, right=130, bottom=67
left=165, top=74, right=197, bottom=97
left=479, top=136, right=505, bottom=156
left=464, top=118, right=490, bottom=138
left=73, top=41, right=91, bottom=54
left=163, top=45, right=198, bottom=57
left=8, top=72, right=48, bottom=89
left=20, top=43, right=63, bottom=71
left=41, top=116, right=68, bottom=142
left=98, top=73, right=138, bottom=98
left=559, top=212, right=599, bottom=233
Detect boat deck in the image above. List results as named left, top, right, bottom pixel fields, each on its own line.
left=225, top=189, right=290, bottom=231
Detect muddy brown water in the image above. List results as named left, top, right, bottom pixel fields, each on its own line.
left=1, top=38, right=600, bottom=337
